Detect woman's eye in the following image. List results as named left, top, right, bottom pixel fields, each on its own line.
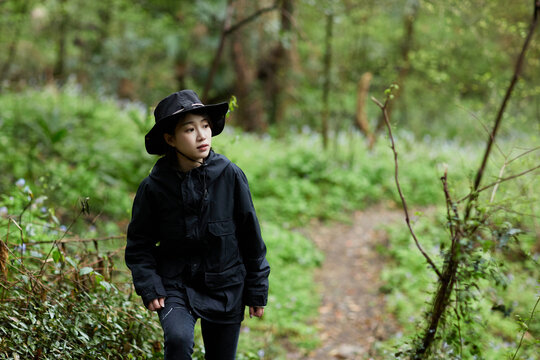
left=186, top=128, right=194, bottom=132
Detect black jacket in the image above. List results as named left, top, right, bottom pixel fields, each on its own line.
left=125, top=150, right=270, bottom=323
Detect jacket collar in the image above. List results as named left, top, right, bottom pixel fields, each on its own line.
left=149, top=150, right=230, bottom=188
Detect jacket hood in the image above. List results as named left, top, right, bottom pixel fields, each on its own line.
left=149, top=150, right=231, bottom=191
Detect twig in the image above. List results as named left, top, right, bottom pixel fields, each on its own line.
left=490, top=147, right=539, bottom=203
left=441, top=170, right=462, bottom=249
left=225, top=2, right=279, bottom=35
left=371, top=96, right=442, bottom=280
left=507, top=146, right=540, bottom=165
left=38, top=208, right=84, bottom=276
left=512, top=295, right=540, bottom=360
left=458, top=164, right=540, bottom=203
left=25, top=235, right=125, bottom=246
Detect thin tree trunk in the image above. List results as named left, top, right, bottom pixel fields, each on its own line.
left=375, top=1, right=419, bottom=134
left=231, top=39, right=265, bottom=132
left=321, top=13, right=333, bottom=150
left=0, top=0, right=29, bottom=90
left=355, top=72, right=374, bottom=147
left=53, top=0, right=68, bottom=83
left=270, top=0, right=293, bottom=129
left=202, top=0, right=234, bottom=102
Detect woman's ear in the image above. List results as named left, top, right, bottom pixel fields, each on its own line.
left=163, top=133, right=175, bottom=147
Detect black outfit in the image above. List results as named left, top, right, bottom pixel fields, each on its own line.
left=125, top=150, right=270, bottom=358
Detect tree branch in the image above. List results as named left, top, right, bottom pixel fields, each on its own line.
left=202, top=1, right=280, bottom=101
left=458, top=164, right=540, bottom=203
left=25, top=235, right=125, bottom=246
left=371, top=96, right=442, bottom=279
left=225, top=2, right=279, bottom=35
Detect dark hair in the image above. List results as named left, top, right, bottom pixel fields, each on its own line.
left=162, top=110, right=211, bottom=136
left=162, top=114, right=186, bottom=136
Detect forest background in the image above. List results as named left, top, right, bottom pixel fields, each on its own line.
left=0, top=0, right=538, bottom=359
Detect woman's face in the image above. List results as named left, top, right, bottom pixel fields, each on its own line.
left=164, top=112, right=212, bottom=165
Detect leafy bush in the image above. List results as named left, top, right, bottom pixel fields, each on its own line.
left=377, top=205, right=539, bottom=359
left=0, top=87, right=155, bottom=220
left=214, top=129, right=476, bottom=227
left=0, top=183, right=163, bottom=359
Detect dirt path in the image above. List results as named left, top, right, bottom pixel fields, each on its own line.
left=298, top=206, right=404, bottom=359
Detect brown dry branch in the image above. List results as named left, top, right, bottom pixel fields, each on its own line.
left=224, top=2, right=279, bottom=36
left=371, top=96, right=441, bottom=280
left=24, top=235, right=125, bottom=245
left=458, top=164, right=540, bottom=203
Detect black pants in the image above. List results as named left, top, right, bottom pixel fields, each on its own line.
left=158, top=295, right=241, bottom=360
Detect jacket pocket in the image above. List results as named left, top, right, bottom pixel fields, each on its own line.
left=208, top=219, right=235, bottom=237
left=207, top=219, right=239, bottom=263
left=204, top=263, right=246, bottom=290
left=188, top=264, right=246, bottom=315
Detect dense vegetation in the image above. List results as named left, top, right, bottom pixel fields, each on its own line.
left=1, top=0, right=538, bottom=359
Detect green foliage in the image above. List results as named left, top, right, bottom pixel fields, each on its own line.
left=1, top=86, right=536, bottom=358
left=377, top=202, right=539, bottom=359
left=1, top=0, right=538, bottom=139
left=214, top=128, right=475, bottom=228
left=0, top=87, right=155, bottom=220
left=236, top=223, right=323, bottom=358
left=0, top=184, right=163, bottom=359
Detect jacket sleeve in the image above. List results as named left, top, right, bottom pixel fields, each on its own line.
left=125, top=180, right=166, bottom=307
left=234, top=167, right=270, bottom=307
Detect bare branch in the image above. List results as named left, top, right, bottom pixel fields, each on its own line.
left=371, top=95, right=442, bottom=279
left=25, top=235, right=125, bottom=246
left=203, top=1, right=280, bottom=100
left=225, top=2, right=279, bottom=35
left=512, top=295, right=540, bottom=360
left=458, top=164, right=540, bottom=203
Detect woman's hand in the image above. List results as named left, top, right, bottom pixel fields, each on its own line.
left=249, top=306, right=264, bottom=318
left=148, top=297, right=165, bottom=311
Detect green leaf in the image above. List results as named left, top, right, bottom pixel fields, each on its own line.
left=79, top=267, right=93, bottom=276
left=52, top=249, right=64, bottom=263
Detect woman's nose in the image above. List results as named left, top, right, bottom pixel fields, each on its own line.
left=197, top=127, right=207, bottom=140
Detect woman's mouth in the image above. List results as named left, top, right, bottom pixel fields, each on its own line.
left=197, top=144, right=209, bottom=151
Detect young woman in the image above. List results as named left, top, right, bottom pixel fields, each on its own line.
left=125, top=90, right=270, bottom=360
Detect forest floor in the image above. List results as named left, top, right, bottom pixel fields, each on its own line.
left=290, top=205, right=405, bottom=360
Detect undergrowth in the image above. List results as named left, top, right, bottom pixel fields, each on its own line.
left=0, top=87, right=515, bottom=358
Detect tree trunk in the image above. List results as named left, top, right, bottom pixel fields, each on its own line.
left=231, top=34, right=265, bottom=132
left=256, top=0, right=294, bottom=134
left=355, top=72, right=374, bottom=147
left=53, top=0, right=68, bottom=83
left=321, top=13, right=333, bottom=150
left=0, top=0, right=30, bottom=90
left=202, top=0, right=234, bottom=102
left=375, top=1, right=419, bottom=134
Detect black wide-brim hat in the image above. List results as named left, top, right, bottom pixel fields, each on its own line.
left=145, top=90, right=229, bottom=155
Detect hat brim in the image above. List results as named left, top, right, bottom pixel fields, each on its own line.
left=145, top=102, right=228, bottom=155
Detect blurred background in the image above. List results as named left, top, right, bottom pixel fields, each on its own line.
left=0, top=1, right=538, bottom=359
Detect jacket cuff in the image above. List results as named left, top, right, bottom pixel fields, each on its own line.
left=244, top=291, right=268, bottom=307
left=139, top=275, right=167, bottom=308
